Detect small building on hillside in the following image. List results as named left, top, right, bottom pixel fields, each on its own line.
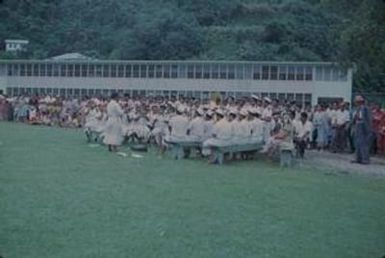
left=5, top=39, right=29, bottom=52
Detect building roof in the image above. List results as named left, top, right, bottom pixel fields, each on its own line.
left=48, top=53, right=95, bottom=61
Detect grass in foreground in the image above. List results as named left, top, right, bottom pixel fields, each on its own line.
left=0, top=122, right=384, bottom=258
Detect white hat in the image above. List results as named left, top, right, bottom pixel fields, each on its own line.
left=196, top=108, right=204, bottom=116
left=229, top=109, right=238, bottom=116
left=263, top=97, right=272, bottom=103
left=206, top=111, right=214, bottom=117
left=177, top=106, right=185, bottom=113
left=251, top=94, right=260, bottom=101
left=216, top=109, right=225, bottom=116
left=239, top=110, right=248, bottom=116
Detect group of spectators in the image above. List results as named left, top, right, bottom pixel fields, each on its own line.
left=0, top=93, right=384, bottom=164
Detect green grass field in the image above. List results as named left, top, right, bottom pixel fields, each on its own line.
left=0, top=122, right=384, bottom=258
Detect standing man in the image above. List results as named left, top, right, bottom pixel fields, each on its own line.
left=352, top=95, right=372, bottom=164
left=334, top=102, right=350, bottom=152
left=103, top=93, right=124, bottom=152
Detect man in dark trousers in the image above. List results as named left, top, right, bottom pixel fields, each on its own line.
left=352, top=95, right=372, bottom=164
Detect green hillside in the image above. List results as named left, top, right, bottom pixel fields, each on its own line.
left=0, top=0, right=384, bottom=91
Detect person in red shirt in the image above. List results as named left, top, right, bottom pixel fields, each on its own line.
left=372, top=105, right=385, bottom=155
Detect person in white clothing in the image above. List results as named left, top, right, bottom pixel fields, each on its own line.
left=187, top=109, right=205, bottom=141
left=294, top=112, right=313, bottom=158
left=166, top=106, right=189, bottom=142
left=333, top=103, right=350, bottom=152
left=103, top=93, right=124, bottom=152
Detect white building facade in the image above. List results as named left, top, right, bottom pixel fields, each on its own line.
left=0, top=60, right=352, bottom=106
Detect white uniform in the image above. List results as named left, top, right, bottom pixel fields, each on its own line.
left=336, top=110, right=350, bottom=126
left=203, top=118, right=234, bottom=151
left=188, top=116, right=205, bottom=140
left=165, top=114, right=189, bottom=142
left=294, top=120, right=313, bottom=139
left=249, top=118, right=265, bottom=143
left=85, top=108, right=102, bottom=132
left=103, top=100, right=124, bottom=145
left=233, top=119, right=251, bottom=144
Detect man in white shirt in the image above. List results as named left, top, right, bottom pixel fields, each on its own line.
left=333, top=103, right=350, bottom=152
left=168, top=106, right=189, bottom=140
left=294, top=112, right=312, bottom=158
left=187, top=109, right=205, bottom=141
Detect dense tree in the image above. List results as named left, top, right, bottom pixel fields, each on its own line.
left=0, top=0, right=383, bottom=92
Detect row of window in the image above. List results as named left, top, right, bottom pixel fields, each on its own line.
left=6, top=87, right=312, bottom=105
left=2, top=63, right=348, bottom=82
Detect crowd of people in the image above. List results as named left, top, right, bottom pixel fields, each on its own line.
left=0, top=92, right=384, bottom=164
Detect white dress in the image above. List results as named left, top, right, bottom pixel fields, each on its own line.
left=103, top=100, right=124, bottom=146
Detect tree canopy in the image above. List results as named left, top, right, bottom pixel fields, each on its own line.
left=0, top=0, right=384, bottom=91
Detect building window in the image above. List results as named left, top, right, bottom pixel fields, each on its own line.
left=228, top=64, right=235, bottom=79
left=305, top=94, right=312, bottom=106
left=187, top=64, right=194, bottom=79
left=279, top=66, right=287, bottom=80
left=60, top=64, right=66, bottom=76
left=288, top=67, right=295, bottom=80
left=203, top=64, right=210, bottom=79
left=26, top=64, right=32, bottom=76
left=88, top=65, right=95, bottom=77
left=171, top=65, right=178, bottom=78
left=195, top=64, right=202, bottom=79
left=296, top=67, right=304, bottom=80
left=53, top=64, right=59, bottom=77
left=148, top=65, right=155, bottom=78
left=270, top=66, right=278, bottom=80
left=287, top=93, right=294, bottom=101
left=125, top=65, right=132, bottom=77
left=156, top=65, right=163, bottom=78
left=323, top=67, right=331, bottom=81
left=179, top=64, right=187, bottom=78
left=81, top=64, right=88, bottom=77
left=163, top=64, right=170, bottom=78
left=305, top=67, right=313, bottom=81
left=39, top=64, right=46, bottom=76
left=103, top=64, right=109, bottom=77
left=262, top=66, right=269, bottom=80
left=339, top=69, right=348, bottom=81
left=96, top=65, right=102, bottom=77
left=211, top=64, right=219, bottom=79
left=47, top=64, right=53, bottom=76
left=332, top=68, right=339, bottom=81
left=20, top=64, right=26, bottom=76
left=32, top=64, right=39, bottom=76
left=68, top=64, right=74, bottom=77
left=74, top=64, right=80, bottom=77
left=110, top=64, right=117, bottom=78
left=295, top=93, right=304, bottom=105
left=244, top=64, right=252, bottom=80
left=12, top=64, right=19, bottom=76
left=219, top=64, right=227, bottom=79
left=118, top=65, right=124, bottom=77
left=253, top=65, right=261, bottom=80
left=74, top=88, right=80, bottom=96
left=53, top=88, right=59, bottom=95
left=315, top=66, right=323, bottom=81
left=140, top=65, right=147, bottom=78
left=236, top=64, right=244, bottom=80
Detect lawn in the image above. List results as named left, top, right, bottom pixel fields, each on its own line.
left=0, top=122, right=384, bottom=258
